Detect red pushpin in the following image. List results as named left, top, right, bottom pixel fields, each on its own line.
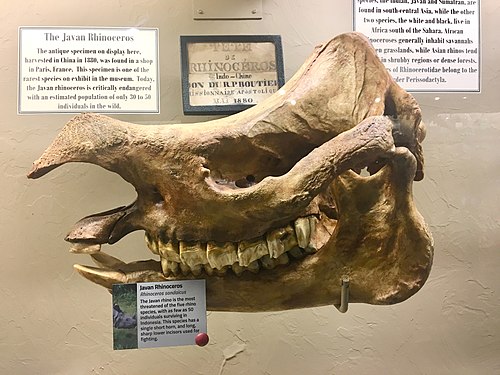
left=195, top=332, right=209, bottom=347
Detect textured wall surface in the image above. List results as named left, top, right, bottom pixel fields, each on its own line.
left=1, top=1, right=499, bottom=374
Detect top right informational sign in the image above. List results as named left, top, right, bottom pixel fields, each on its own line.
left=354, top=0, right=480, bottom=92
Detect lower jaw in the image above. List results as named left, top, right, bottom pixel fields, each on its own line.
left=74, top=212, right=343, bottom=311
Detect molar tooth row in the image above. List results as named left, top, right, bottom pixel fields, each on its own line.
left=230, top=260, right=260, bottom=274
left=246, top=260, right=260, bottom=273
left=266, top=225, right=297, bottom=259
left=259, top=253, right=289, bottom=269
left=294, top=217, right=311, bottom=249
left=179, top=241, right=208, bottom=269
left=207, top=242, right=237, bottom=270
left=147, top=215, right=318, bottom=276
left=260, top=255, right=276, bottom=269
left=145, top=232, right=159, bottom=255
left=296, top=216, right=318, bottom=254
left=159, top=240, right=181, bottom=263
left=161, top=259, right=179, bottom=276
left=238, top=239, right=268, bottom=267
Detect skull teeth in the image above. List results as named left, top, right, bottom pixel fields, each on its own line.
left=260, top=255, right=276, bottom=269
left=207, top=241, right=238, bottom=270
left=266, top=227, right=287, bottom=258
left=144, top=233, right=159, bottom=255
left=161, top=258, right=179, bottom=276
left=69, top=242, right=101, bottom=254
left=179, top=242, right=208, bottom=269
left=159, top=240, right=181, bottom=263
left=146, top=214, right=320, bottom=277
left=237, top=239, right=269, bottom=267
left=294, top=217, right=311, bottom=249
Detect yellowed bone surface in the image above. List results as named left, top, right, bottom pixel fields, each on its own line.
left=29, top=33, right=433, bottom=311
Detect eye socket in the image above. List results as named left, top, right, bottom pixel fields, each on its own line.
left=235, top=175, right=256, bottom=188
left=150, top=187, right=163, bottom=203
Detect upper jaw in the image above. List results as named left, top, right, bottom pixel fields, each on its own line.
left=61, top=114, right=396, bottom=255
left=66, top=115, right=396, bottom=247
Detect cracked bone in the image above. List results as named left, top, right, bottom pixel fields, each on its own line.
left=28, top=32, right=433, bottom=312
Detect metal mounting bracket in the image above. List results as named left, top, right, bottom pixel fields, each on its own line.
left=193, top=0, right=262, bottom=20
left=336, top=277, right=350, bottom=313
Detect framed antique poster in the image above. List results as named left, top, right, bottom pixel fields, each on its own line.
left=180, top=35, right=285, bottom=115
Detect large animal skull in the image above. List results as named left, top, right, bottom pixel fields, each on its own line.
left=28, top=33, right=433, bottom=312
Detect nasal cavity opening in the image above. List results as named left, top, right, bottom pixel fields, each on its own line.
left=384, top=94, right=397, bottom=119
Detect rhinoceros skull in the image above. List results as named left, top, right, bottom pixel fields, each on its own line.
left=28, top=33, right=433, bottom=312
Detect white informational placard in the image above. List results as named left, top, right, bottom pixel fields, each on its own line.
left=137, top=280, right=207, bottom=349
left=112, top=280, right=207, bottom=350
left=18, top=27, right=159, bottom=113
left=353, top=0, right=480, bottom=92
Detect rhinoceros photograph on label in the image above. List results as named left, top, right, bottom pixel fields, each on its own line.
left=112, top=283, right=138, bottom=350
